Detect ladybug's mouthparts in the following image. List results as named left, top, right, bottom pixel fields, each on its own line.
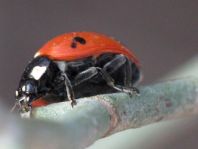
left=12, top=96, right=31, bottom=113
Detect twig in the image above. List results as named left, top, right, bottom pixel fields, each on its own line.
left=30, top=77, right=198, bottom=148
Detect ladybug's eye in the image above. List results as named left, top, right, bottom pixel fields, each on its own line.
left=21, top=80, right=37, bottom=95
left=71, top=36, right=86, bottom=48
left=25, top=83, right=35, bottom=94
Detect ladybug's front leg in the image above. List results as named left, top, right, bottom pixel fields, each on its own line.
left=60, top=72, right=76, bottom=106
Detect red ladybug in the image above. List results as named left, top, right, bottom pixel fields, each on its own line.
left=14, top=32, right=141, bottom=113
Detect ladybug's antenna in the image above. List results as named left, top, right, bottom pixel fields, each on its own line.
left=10, top=102, right=18, bottom=113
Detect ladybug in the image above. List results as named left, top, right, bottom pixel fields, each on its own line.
left=14, top=32, right=141, bottom=113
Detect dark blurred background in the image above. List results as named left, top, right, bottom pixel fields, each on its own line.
left=0, top=0, right=197, bottom=107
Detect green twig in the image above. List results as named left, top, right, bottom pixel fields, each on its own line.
left=30, top=77, right=198, bottom=148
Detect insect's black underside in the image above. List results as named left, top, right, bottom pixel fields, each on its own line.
left=51, top=53, right=140, bottom=101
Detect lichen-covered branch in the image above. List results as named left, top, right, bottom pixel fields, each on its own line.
left=30, top=77, right=198, bottom=149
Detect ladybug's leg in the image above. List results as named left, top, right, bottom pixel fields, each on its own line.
left=103, top=54, right=140, bottom=95
left=99, top=67, right=139, bottom=95
left=74, top=66, right=139, bottom=95
left=123, top=57, right=140, bottom=95
left=60, top=72, right=76, bottom=106
left=74, top=67, right=98, bottom=86
left=73, top=54, right=139, bottom=95
left=124, top=57, right=132, bottom=87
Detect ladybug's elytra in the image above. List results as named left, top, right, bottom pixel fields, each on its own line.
left=14, top=32, right=141, bottom=113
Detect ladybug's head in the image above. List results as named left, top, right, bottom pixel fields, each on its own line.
left=13, top=56, right=59, bottom=113
left=15, top=79, right=38, bottom=113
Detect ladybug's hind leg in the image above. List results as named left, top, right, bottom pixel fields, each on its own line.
left=123, top=56, right=140, bottom=95
left=73, top=54, right=140, bottom=96
left=102, top=54, right=140, bottom=96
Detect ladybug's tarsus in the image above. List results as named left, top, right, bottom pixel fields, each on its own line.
left=119, top=86, right=140, bottom=97
left=71, top=100, right=77, bottom=107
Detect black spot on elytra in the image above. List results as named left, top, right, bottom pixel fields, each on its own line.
left=71, top=36, right=86, bottom=48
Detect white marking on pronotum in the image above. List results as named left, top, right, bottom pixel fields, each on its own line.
left=30, top=66, right=47, bottom=80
